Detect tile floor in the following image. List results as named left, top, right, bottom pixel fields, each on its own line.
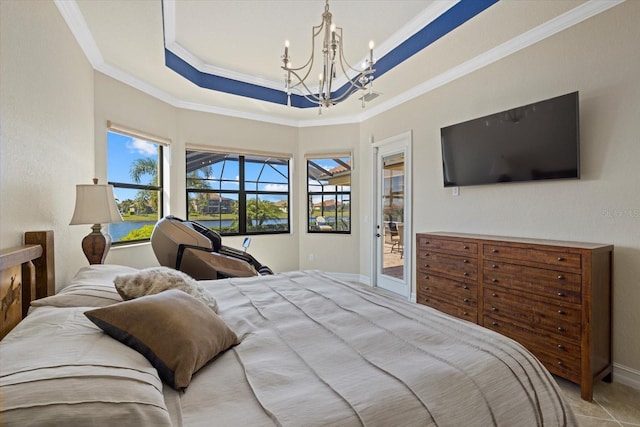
left=556, top=377, right=640, bottom=426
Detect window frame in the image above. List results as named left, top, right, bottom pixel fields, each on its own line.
left=186, top=148, right=291, bottom=236
left=306, top=154, right=352, bottom=234
left=106, top=123, right=167, bottom=245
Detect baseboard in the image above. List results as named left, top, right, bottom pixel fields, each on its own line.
left=614, top=363, right=640, bottom=391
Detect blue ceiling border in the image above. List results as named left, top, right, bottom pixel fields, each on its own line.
left=164, top=0, right=499, bottom=109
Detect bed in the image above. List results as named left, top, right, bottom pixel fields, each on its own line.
left=0, top=234, right=577, bottom=426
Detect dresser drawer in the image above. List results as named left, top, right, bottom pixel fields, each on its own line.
left=483, top=260, right=581, bottom=304
left=483, top=314, right=581, bottom=381
left=417, top=294, right=477, bottom=322
left=484, top=244, right=581, bottom=269
left=535, top=352, right=582, bottom=384
left=418, top=275, right=477, bottom=308
left=417, top=272, right=476, bottom=296
left=483, top=286, right=581, bottom=339
left=418, top=252, right=477, bottom=281
left=418, top=236, right=478, bottom=255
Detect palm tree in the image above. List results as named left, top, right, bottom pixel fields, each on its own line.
left=129, top=158, right=158, bottom=214
left=186, top=165, right=213, bottom=215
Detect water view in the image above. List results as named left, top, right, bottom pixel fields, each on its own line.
left=108, top=218, right=291, bottom=242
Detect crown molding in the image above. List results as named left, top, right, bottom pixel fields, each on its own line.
left=164, top=41, right=284, bottom=92
left=353, top=0, right=626, bottom=124
left=54, top=0, right=103, bottom=67
left=56, top=0, right=625, bottom=128
left=162, top=0, right=283, bottom=91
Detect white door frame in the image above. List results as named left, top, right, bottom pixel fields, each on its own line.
left=370, top=131, right=412, bottom=299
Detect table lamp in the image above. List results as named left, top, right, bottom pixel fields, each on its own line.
left=70, top=178, right=123, bottom=264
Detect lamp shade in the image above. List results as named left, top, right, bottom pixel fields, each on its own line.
left=70, top=183, right=123, bottom=225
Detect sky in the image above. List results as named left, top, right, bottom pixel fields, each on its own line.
left=107, top=131, right=158, bottom=203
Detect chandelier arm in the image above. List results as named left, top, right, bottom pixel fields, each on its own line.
left=337, top=50, right=375, bottom=88
left=337, top=36, right=373, bottom=76
left=284, top=22, right=325, bottom=87
left=329, top=84, right=365, bottom=104
left=301, top=93, right=323, bottom=105
left=286, top=69, right=323, bottom=103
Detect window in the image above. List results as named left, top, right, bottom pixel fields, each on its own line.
left=107, top=126, right=165, bottom=244
left=186, top=150, right=290, bottom=235
left=307, top=155, right=351, bottom=233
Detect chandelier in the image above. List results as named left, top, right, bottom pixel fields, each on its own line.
left=281, top=0, right=376, bottom=113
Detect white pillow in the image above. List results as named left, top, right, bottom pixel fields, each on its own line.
left=114, top=267, right=218, bottom=313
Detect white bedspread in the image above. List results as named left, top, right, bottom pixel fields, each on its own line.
left=165, top=271, right=577, bottom=427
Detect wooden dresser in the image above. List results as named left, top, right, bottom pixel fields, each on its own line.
left=416, top=232, right=613, bottom=401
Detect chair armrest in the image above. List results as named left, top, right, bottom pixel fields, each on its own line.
left=180, top=248, right=258, bottom=280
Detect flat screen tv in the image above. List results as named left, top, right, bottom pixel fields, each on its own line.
left=440, top=92, right=580, bottom=187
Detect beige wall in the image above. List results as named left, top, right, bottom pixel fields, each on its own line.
left=93, top=75, right=365, bottom=273
left=175, top=108, right=300, bottom=272
left=297, top=124, right=361, bottom=273
left=93, top=74, right=301, bottom=272
left=0, top=0, right=94, bottom=285
left=359, top=2, right=640, bottom=372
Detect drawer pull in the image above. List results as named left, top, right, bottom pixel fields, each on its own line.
left=425, top=253, right=431, bottom=257
left=463, top=245, right=469, bottom=250
left=463, top=298, right=469, bottom=303
left=557, top=257, right=564, bottom=261
left=492, top=321, right=498, bottom=326
left=557, top=361, right=564, bottom=366
left=463, top=311, right=468, bottom=315
left=492, top=293, right=497, bottom=297
left=491, top=307, right=497, bottom=311
left=557, top=292, right=565, bottom=297
left=557, top=275, right=564, bottom=280
left=463, top=285, right=469, bottom=290
left=463, top=272, right=469, bottom=276
left=557, top=310, right=565, bottom=315
left=557, top=327, right=565, bottom=332
left=425, top=264, right=430, bottom=268
left=492, top=278, right=497, bottom=283
left=557, top=344, right=564, bottom=350
left=425, top=241, right=430, bottom=245
left=463, top=259, right=469, bottom=263
left=492, top=249, right=498, bottom=253
left=492, top=264, right=497, bottom=269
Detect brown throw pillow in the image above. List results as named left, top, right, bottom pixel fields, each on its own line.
left=84, top=289, right=238, bottom=390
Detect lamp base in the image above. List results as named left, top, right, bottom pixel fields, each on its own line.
left=81, top=224, right=112, bottom=265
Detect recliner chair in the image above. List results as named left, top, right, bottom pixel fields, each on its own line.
left=151, top=216, right=273, bottom=280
